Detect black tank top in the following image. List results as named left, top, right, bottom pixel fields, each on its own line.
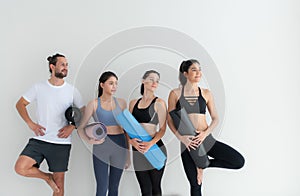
left=132, top=97, right=159, bottom=125
left=176, top=87, right=206, bottom=114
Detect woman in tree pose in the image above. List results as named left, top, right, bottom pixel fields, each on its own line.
left=167, top=60, right=244, bottom=196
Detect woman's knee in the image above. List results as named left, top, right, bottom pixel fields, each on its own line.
left=234, top=154, right=245, bottom=169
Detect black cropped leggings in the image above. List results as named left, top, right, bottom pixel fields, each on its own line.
left=132, top=140, right=167, bottom=196
left=181, top=135, right=245, bottom=196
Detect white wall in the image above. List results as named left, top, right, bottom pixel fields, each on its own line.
left=1, top=0, right=300, bottom=195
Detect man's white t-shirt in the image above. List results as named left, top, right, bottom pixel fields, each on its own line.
left=23, top=80, right=84, bottom=144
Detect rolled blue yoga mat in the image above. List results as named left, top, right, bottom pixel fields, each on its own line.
left=169, top=107, right=210, bottom=168
left=116, top=109, right=166, bottom=170
left=84, top=122, right=107, bottom=140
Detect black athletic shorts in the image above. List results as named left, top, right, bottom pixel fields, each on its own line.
left=20, top=138, right=71, bottom=172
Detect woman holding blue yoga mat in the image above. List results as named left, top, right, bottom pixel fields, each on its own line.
left=77, top=71, right=129, bottom=196
left=167, top=60, right=245, bottom=196
left=128, top=70, right=167, bottom=196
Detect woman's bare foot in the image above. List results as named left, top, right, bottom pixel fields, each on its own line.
left=197, top=168, right=203, bottom=185
left=45, top=173, right=60, bottom=193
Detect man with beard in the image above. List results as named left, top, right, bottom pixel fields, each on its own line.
left=14, top=53, right=84, bottom=196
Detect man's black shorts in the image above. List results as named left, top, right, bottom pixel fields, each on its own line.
left=20, top=138, right=71, bottom=172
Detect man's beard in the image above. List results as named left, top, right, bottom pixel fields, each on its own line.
left=55, top=70, right=67, bottom=79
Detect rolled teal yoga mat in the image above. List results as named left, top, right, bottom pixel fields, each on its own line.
left=116, top=109, right=166, bottom=170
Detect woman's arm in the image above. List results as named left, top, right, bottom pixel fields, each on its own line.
left=151, top=98, right=167, bottom=143
left=117, top=97, right=127, bottom=111
left=77, top=99, right=101, bottom=144
left=204, top=89, right=219, bottom=134
left=167, top=90, right=180, bottom=136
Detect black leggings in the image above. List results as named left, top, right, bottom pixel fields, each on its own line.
left=132, top=140, right=167, bottom=196
left=181, top=135, right=245, bottom=196
left=134, top=167, right=165, bottom=196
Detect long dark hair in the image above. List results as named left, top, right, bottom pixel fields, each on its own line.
left=140, top=70, right=160, bottom=95
left=179, top=59, right=200, bottom=85
left=98, top=71, right=118, bottom=97
left=47, top=53, right=65, bottom=73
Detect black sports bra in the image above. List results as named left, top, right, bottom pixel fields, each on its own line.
left=132, top=97, right=159, bottom=125
left=176, top=87, right=206, bottom=114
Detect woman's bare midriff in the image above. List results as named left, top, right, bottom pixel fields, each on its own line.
left=189, top=113, right=209, bottom=133
left=106, top=126, right=125, bottom=135
left=140, top=123, right=157, bottom=137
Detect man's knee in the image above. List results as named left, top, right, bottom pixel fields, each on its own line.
left=15, top=155, right=37, bottom=176
left=15, top=161, right=25, bottom=176
left=15, top=159, right=29, bottom=176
